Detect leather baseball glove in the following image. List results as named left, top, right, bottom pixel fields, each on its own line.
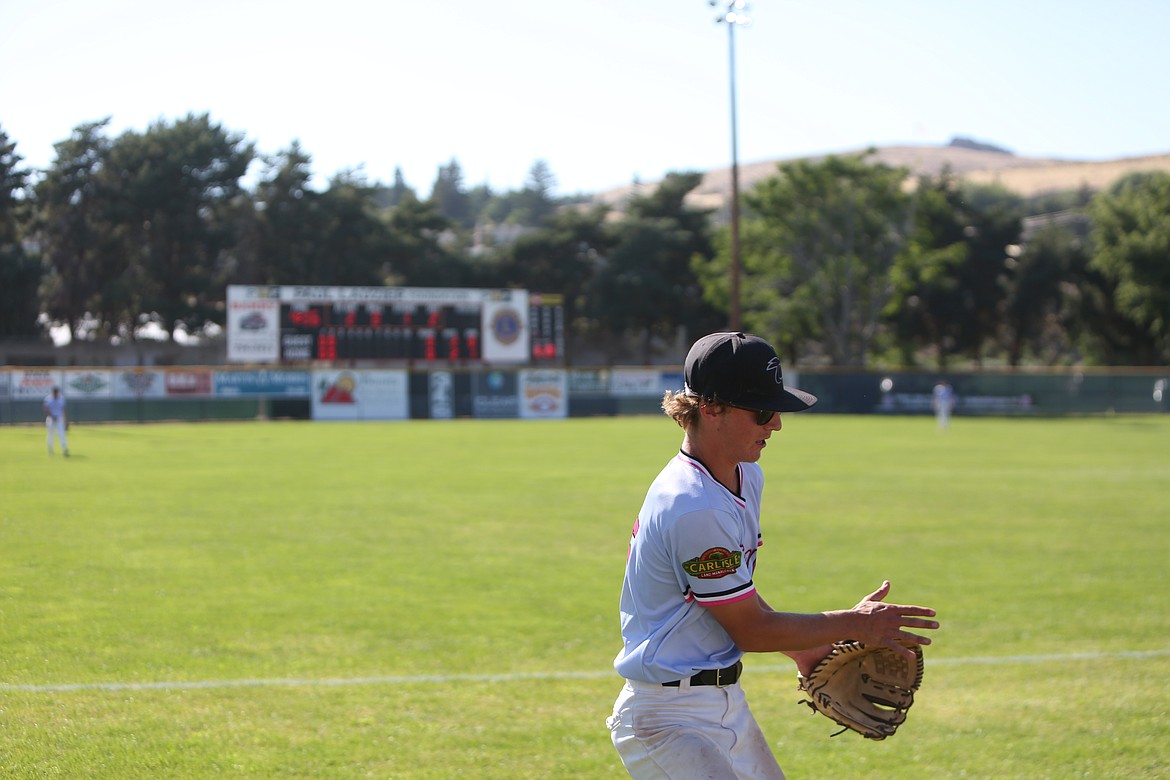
left=796, top=640, right=924, bottom=740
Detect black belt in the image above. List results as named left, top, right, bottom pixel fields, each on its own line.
left=662, top=661, right=742, bottom=687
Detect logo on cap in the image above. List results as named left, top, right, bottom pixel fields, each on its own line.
left=765, top=357, right=783, bottom=385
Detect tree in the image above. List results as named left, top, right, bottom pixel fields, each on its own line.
left=489, top=203, right=614, bottom=342
left=315, top=169, right=400, bottom=286
left=0, top=126, right=42, bottom=337
left=33, top=119, right=132, bottom=340
left=465, top=183, right=496, bottom=229
left=239, top=141, right=323, bottom=284
left=512, top=159, right=558, bottom=226
left=383, top=166, right=414, bottom=209
left=881, top=176, right=1025, bottom=367
left=885, top=171, right=969, bottom=366
left=383, top=191, right=468, bottom=286
left=105, top=113, right=254, bottom=338
left=947, top=184, right=1025, bottom=363
left=741, top=153, right=914, bottom=366
left=429, top=158, right=473, bottom=229
left=237, top=147, right=395, bottom=287
left=1087, top=171, right=1170, bottom=363
left=1000, top=215, right=1089, bottom=365
left=586, top=172, right=722, bottom=361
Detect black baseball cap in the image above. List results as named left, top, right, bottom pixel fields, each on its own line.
left=684, top=332, right=817, bottom=413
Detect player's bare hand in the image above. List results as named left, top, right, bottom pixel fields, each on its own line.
left=850, top=580, right=939, bottom=660
left=787, top=645, right=835, bottom=678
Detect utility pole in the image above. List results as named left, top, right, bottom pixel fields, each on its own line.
left=711, top=1, right=752, bottom=331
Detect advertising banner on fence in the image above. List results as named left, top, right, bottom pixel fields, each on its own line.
left=165, top=370, right=214, bottom=397
left=568, top=368, right=609, bottom=394
left=62, top=370, right=114, bottom=398
left=610, top=368, right=666, bottom=397
left=7, top=369, right=62, bottom=399
left=214, top=370, right=311, bottom=397
left=113, top=370, right=167, bottom=398
left=427, top=371, right=455, bottom=420
left=660, top=371, right=684, bottom=395
left=311, top=369, right=409, bottom=420
left=472, top=370, right=519, bottom=419
left=519, top=369, right=567, bottom=419
left=610, top=368, right=685, bottom=397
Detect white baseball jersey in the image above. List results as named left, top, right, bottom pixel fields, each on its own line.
left=932, top=383, right=954, bottom=409
left=44, top=393, right=66, bottom=419
left=614, top=450, right=764, bottom=683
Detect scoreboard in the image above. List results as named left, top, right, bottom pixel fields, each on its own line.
left=527, top=292, right=565, bottom=363
left=281, top=299, right=483, bottom=362
left=227, top=285, right=564, bottom=365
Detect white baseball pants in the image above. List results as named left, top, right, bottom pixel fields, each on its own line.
left=607, top=678, right=785, bottom=779
left=46, top=416, right=68, bottom=454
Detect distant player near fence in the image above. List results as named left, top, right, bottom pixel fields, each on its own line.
left=932, top=380, right=955, bottom=429
left=42, top=386, right=69, bottom=457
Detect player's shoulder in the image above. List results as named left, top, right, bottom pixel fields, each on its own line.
left=648, top=454, right=744, bottom=515
left=654, top=452, right=716, bottom=493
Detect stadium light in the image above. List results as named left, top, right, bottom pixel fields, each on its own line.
left=711, top=0, right=752, bottom=331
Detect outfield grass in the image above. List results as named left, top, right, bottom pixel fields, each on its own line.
left=1, top=414, right=1167, bottom=779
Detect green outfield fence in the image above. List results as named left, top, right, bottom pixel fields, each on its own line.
left=1, top=365, right=1166, bottom=424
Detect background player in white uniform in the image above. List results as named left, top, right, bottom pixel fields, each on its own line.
left=43, top=385, right=69, bottom=457
left=607, top=332, right=939, bottom=779
left=932, top=380, right=955, bottom=429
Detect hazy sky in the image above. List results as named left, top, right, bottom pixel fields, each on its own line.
left=3, top=0, right=1168, bottom=196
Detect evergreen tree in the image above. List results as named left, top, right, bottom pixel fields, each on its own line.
left=0, top=126, right=41, bottom=337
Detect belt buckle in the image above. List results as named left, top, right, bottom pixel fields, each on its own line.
left=715, top=666, right=731, bottom=687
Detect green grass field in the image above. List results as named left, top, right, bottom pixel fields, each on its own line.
left=2, top=414, right=1168, bottom=779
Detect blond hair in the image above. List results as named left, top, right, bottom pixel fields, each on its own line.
left=662, top=390, right=729, bottom=430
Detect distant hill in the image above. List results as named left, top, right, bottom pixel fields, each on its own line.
left=591, top=143, right=1170, bottom=212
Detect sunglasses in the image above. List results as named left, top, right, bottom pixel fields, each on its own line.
left=729, top=404, right=778, bottom=426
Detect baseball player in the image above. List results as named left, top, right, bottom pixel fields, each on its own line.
left=43, top=385, right=69, bottom=457
left=607, top=332, right=939, bottom=779
left=932, top=380, right=955, bottom=429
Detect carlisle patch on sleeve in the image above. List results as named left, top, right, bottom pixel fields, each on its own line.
left=682, top=547, right=743, bottom=579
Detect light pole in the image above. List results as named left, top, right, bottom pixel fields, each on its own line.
left=711, top=0, right=751, bottom=332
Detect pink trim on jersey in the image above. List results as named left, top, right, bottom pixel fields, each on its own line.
left=674, top=452, right=747, bottom=509
left=692, top=585, right=756, bottom=606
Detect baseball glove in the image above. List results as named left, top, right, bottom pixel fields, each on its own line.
left=796, top=640, right=924, bottom=740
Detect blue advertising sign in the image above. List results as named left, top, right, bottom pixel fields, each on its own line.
left=214, top=370, right=311, bottom=397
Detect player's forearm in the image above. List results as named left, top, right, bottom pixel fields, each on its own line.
left=728, top=609, right=861, bottom=653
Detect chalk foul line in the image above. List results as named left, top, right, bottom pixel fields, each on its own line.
left=3, top=648, right=1168, bottom=694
